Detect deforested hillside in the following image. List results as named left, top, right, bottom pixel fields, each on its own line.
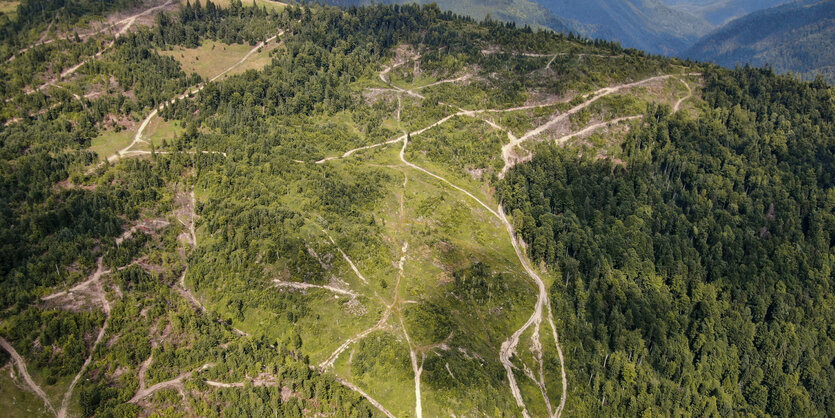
left=0, top=1, right=833, bottom=417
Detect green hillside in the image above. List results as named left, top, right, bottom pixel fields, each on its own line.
left=0, top=1, right=833, bottom=416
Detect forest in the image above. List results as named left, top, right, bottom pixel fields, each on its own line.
left=498, top=67, right=835, bottom=415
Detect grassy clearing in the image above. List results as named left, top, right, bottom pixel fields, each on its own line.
left=27, top=367, right=74, bottom=414
left=89, top=128, right=133, bottom=160
left=0, top=1, right=18, bottom=18
left=159, top=39, right=275, bottom=80
left=229, top=41, right=280, bottom=75
left=0, top=368, right=51, bottom=418
left=143, top=117, right=183, bottom=147
left=343, top=331, right=415, bottom=417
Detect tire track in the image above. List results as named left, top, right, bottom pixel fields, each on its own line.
left=0, top=337, right=56, bottom=415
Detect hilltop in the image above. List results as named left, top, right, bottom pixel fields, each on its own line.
left=0, top=1, right=833, bottom=417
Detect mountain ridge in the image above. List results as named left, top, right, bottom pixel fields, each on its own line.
left=684, top=0, right=835, bottom=81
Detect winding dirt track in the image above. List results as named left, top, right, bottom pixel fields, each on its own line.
left=129, top=364, right=212, bottom=403
left=273, top=280, right=358, bottom=298
left=674, top=77, right=693, bottom=112
left=0, top=337, right=56, bottom=415
left=108, top=31, right=282, bottom=163
left=497, top=206, right=566, bottom=417
left=334, top=376, right=396, bottom=418
left=317, top=67, right=704, bottom=417
left=263, top=61, right=701, bottom=415
left=320, top=229, right=369, bottom=284
left=398, top=126, right=565, bottom=417
left=57, top=257, right=112, bottom=418
left=49, top=39, right=698, bottom=416
left=23, top=0, right=176, bottom=94
left=554, top=115, right=643, bottom=145
left=316, top=242, right=408, bottom=372
left=500, top=74, right=684, bottom=178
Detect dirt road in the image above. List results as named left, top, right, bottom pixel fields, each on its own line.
left=0, top=337, right=56, bottom=415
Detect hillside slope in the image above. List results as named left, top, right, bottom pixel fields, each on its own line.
left=0, top=1, right=833, bottom=417
left=533, top=0, right=711, bottom=54
left=664, top=0, right=790, bottom=25
left=321, top=0, right=583, bottom=33
left=684, top=0, right=835, bottom=81
left=321, top=0, right=709, bottom=55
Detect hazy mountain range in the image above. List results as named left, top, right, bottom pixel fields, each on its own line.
left=320, top=0, right=833, bottom=81
left=684, top=0, right=835, bottom=81
left=665, top=0, right=790, bottom=25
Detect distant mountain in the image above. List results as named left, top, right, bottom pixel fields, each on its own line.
left=534, top=0, right=712, bottom=54
left=664, top=0, right=791, bottom=25
left=319, top=0, right=585, bottom=35
left=684, top=0, right=835, bottom=82
left=320, top=0, right=709, bottom=55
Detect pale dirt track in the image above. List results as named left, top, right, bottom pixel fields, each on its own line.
left=57, top=256, right=112, bottom=418
left=314, top=62, right=701, bottom=416
left=37, top=40, right=698, bottom=416
left=23, top=0, right=176, bottom=94
left=107, top=31, right=283, bottom=164
left=273, top=280, right=358, bottom=298
left=674, top=77, right=693, bottom=112
left=129, top=364, right=212, bottom=403
left=554, top=115, right=644, bottom=145
left=0, top=337, right=56, bottom=415
left=500, top=74, right=684, bottom=178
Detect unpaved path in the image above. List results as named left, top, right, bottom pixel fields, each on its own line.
left=41, top=260, right=109, bottom=301
left=58, top=257, right=112, bottom=418
left=399, top=130, right=567, bottom=417
left=205, top=378, right=277, bottom=388
left=178, top=188, right=249, bottom=337
left=322, top=65, right=701, bottom=416
left=411, top=74, right=471, bottom=90
left=320, top=228, right=369, bottom=284
left=316, top=240, right=405, bottom=372
left=554, top=115, right=643, bottom=145
left=107, top=32, right=282, bottom=163
left=318, top=305, right=392, bottom=371
left=334, top=376, right=396, bottom=418
left=119, top=150, right=227, bottom=158
left=129, top=363, right=211, bottom=403
left=44, top=219, right=166, bottom=301
left=138, top=354, right=153, bottom=390
left=205, top=380, right=245, bottom=388
left=391, top=241, right=423, bottom=418
left=400, top=312, right=423, bottom=418
left=23, top=0, right=176, bottom=94
left=673, top=77, right=692, bottom=112
left=497, top=206, right=566, bottom=418
left=273, top=280, right=358, bottom=298
left=177, top=266, right=206, bottom=313
left=0, top=337, right=56, bottom=415
left=500, top=74, right=688, bottom=177
left=8, top=0, right=172, bottom=64
left=318, top=239, right=407, bottom=414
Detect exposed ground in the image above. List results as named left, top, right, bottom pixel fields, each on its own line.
left=284, top=52, right=698, bottom=416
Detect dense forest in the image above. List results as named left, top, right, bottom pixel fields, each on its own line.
left=0, top=0, right=833, bottom=416
left=499, top=67, right=835, bottom=415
